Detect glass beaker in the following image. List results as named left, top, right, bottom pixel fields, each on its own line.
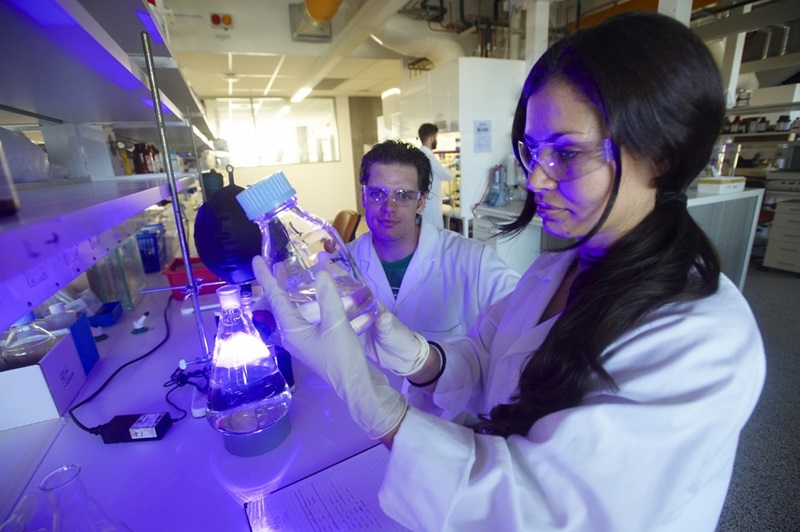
left=710, top=141, right=741, bottom=176
left=39, top=464, right=130, bottom=531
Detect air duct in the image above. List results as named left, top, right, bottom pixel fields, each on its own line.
left=371, top=14, right=465, bottom=67
left=289, top=0, right=344, bottom=42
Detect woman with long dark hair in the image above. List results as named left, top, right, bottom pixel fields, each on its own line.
left=254, top=11, right=765, bottom=531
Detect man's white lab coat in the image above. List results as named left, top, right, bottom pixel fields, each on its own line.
left=347, top=221, right=520, bottom=341
left=379, top=249, right=766, bottom=531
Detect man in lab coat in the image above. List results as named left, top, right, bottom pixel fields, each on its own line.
left=417, top=123, right=454, bottom=229
left=348, top=140, right=520, bottom=342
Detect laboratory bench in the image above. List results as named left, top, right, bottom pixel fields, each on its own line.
left=474, top=188, right=765, bottom=290
left=0, top=285, right=376, bottom=530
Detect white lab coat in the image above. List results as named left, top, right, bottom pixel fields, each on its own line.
left=420, top=145, right=454, bottom=229
left=347, top=221, right=520, bottom=341
left=379, top=249, right=766, bottom=531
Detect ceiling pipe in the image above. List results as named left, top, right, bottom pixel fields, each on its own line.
left=372, top=13, right=466, bottom=67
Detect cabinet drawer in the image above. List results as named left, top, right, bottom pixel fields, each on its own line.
left=775, top=201, right=800, bottom=217
left=773, top=211, right=800, bottom=227
left=769, top=225, right=800, bottom=242
left=763, top=241, right=800, bottom=273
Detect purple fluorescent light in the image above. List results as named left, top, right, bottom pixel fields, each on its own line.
left=7, top=0, right=143, bottom=92
left=136, top=10, right=164, bottom=44
left=140, top=98, right=175, bottom=116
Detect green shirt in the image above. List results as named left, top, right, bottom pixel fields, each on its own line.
left=381, top=252, right=414, bottom=298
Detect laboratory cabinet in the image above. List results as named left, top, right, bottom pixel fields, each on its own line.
left=474, top=189, right=765, bottom=290
left=0, top=0, right=206, bottom=521
left=763, top=199, right=800, bottom=273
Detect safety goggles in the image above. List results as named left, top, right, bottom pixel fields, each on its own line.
left=362, top=186, right=422, bottom=206
left=517, top=138, right=615, bottom=182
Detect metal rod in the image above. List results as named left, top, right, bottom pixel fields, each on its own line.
left=185, top=105, right=208, bottom=203
left=141, top=31, right=209, bottom=358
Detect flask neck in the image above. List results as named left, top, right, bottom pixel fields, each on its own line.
left=252, top=196, right=299, bottom=225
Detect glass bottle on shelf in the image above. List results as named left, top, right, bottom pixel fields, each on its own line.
left=236, top=171, right=378, bottom=334
left=0, top=140, right=19, bottom=218
left=730, top=116, right=741, bottom=134
left=132, top=143, right=150, bottom=174
left=206, top=284, right=292, bottom=456
left=117, top=142, right=133, bottom=175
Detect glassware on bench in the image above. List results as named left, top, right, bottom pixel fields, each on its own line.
left=236, top=171, right=377, bottom=334
left=206, top=284, right=292, bottom=456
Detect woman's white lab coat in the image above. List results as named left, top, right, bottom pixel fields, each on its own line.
left=379, top=250, right=766, bottom=531
left=347, top=221, right=520, bottom=341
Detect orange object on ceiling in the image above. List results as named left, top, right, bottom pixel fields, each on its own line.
left=305, top=0, right=345, bottom=24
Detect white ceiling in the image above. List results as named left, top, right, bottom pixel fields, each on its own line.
left=160, top=0, right=412, bottom=101
left=5, top=0, right=796, bottom=141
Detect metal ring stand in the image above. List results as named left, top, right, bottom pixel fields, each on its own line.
left=140, top=31, right=209, bottom=360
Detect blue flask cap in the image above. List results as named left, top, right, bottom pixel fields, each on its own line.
left=236, top=172, right=296, bottom=221
left=12, top=312, right=35, bottom=327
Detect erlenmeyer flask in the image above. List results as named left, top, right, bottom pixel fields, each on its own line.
left=207, top=284, right=292, bottom=456
left=39, top=464, right=130, bottom=531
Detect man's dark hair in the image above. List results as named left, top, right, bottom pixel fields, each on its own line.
left=359, top=140, right=433, bottom=196
left=418, top=123, right=438, bottom=144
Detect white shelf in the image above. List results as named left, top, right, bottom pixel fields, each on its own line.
left=721, top=132, right=797, bottom=142
left=728, top=102, right=800, bottom=116
left=0, top=0, right=214, bottom=150
left=0, top=175, right=195, bottom=331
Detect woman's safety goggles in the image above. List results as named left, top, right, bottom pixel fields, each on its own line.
left=517, top=138, right=614, bottom=181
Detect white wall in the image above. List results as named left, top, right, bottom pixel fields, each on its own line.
left=458, top=58, right=526, bottom=220
left=233, top=96, right=358, bottom=222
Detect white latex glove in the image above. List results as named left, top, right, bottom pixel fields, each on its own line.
left=362, top=311, right=431, bottom=377
left=253, top=256, right=407, bottom=440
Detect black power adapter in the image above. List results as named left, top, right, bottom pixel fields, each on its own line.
left=98, top=413, right=173, bottom=444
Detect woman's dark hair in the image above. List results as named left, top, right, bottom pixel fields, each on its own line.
left=360, top=140, right=433, bottom=196
left=479, top=12, right=724, bottom=437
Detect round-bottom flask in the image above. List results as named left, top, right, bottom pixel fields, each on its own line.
left=1, top=312, right=57, bottom=371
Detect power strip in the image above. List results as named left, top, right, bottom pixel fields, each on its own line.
left=99, top=413, right=172, bottom=444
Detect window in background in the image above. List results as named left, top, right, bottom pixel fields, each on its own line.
left=205, top=97, right=340, bottom=167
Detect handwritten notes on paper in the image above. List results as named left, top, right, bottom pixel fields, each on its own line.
left=246, top=445, right=408, bottom=531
